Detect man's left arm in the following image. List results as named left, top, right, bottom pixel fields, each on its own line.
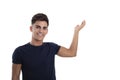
left=57, top=20, right=86, bottom=57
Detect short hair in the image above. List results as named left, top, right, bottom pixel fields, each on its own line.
left=31, top=13, right=49, bottom=26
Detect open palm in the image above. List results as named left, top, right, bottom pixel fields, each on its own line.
left=75, top=20, right=86, bottom=32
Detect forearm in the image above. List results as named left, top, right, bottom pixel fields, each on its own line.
left=12, top=71, right=20, bottom=80
left=12, top=64, right=21, bottom=80
left=69, top=31, right=79, bottom=56
left=12, top=76, right=19, bottom=80
left=69, top=20, right=86, bottom=56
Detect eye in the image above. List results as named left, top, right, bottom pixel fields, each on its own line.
left=35, top=25, right=41, bottom=29
left=43, top=27, right=48, bottom=30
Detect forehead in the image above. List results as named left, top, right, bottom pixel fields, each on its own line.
left=33, top=21, right=48, bottom=26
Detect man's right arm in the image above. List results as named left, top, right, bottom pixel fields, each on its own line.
left=12, top=64, right=21, bottom=80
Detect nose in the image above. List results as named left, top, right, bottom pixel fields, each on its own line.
left=39, top=28, right=44, bottom=33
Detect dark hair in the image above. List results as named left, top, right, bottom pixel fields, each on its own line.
left=31, top=13, right=49, bottom=26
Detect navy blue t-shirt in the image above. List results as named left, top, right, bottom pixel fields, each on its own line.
left=12, top=42, right=60, bottom=80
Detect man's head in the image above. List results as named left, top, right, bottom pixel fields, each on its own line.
left=31, top=13, right=49, bottom=26
left=30, top=13, right=49, bottom=42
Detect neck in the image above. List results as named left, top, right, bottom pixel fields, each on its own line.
left=30, top=39, right=43, bottom=46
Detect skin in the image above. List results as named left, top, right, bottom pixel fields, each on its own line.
left=12, top=20, right=86, bottom=80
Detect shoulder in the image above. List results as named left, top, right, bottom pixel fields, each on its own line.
left=44, top=42, right=60, bottom=47
left=43, top=42, right=61, bottom=50
left=13, top=43, right=30, bottom=52
left=44, top=42, right=61, bottom=54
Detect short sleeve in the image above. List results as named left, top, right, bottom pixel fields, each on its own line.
left=12, top=47, right=22, bottom=64
left=49, top=42, right=60, bottom=54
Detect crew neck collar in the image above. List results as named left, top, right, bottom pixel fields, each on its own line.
left=28, top=42, right=44, bottom=47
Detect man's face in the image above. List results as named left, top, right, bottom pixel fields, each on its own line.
left=30, top=21, right=48, bottom=41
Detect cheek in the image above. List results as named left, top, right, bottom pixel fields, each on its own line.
left=45, top=30, right=48, bottom=34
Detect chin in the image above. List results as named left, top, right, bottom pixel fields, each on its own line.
left=33, top=38, right=43, bottom=41
left=33, top=36, right=44, bottom=41
left=37, top=38, right=44, bottom=41
left=36, top=38, right=43, bottom=41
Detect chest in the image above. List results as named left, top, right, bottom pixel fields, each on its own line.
left=21, top=47, right=55, bottom=69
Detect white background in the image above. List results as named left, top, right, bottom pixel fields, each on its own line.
left=0, top=0, right=120, bottom=80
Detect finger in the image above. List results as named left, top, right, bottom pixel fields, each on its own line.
left=82, top=20, right=86, bottom=25
left=80, top=20, right=84, bottom=25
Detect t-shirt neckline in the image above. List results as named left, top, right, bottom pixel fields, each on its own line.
left=28, top=42, right=44, bottom=48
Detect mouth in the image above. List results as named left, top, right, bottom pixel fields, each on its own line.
left=38, top=33, right=43, bottom=37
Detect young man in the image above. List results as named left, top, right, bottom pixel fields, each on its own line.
left=12, top=13, right=86, bottom=80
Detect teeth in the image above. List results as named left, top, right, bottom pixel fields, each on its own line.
left=38, top=33, right=42, bottom=36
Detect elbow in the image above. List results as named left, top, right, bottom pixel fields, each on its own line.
left=68, top=48, right=77, bottom=57
left=73, top=54, right=77, bottom=57
left=72, top=54, right=77, bottom=57
left=69, top=52, right=77, bottom=57
left=70, top=55, right=76, bottom=57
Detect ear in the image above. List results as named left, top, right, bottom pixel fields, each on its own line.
left=30, top=26, right=33, bottom=32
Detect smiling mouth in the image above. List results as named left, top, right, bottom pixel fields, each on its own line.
left=38, top=33, right=43, bottom=37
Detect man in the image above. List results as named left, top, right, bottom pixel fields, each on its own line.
left=12, top=13, right=86, bottom=80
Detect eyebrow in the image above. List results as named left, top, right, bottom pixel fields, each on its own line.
left=35, top=25, right=48, bottom=28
